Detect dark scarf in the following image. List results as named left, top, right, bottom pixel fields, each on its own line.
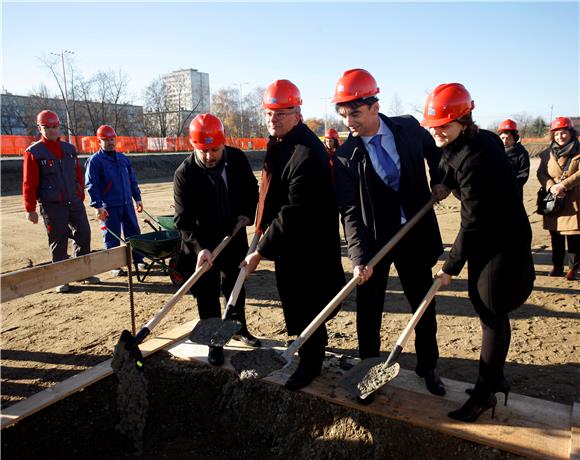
left=551, top=138, right=579, bottom=158
left=194, top=152, right=232, bottom=234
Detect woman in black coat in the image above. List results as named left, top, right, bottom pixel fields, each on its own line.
left=421, top=83, right=535, bottom=422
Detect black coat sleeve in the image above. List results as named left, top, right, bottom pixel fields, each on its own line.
left=231, top=149, right=259, bottom=223
left=173, top=161, right=204, bottom=255
left=334, top=149, right=372, bottom=266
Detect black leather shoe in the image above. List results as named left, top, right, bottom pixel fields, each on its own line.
left=284, top=363, right=321, bottom=391
left=448, top=394, right=497, bottom=422
left=207, top=346, right=224, bottom=366
left=356, top=393, right=375, bottom=405
left=549, top=266, right=564, bottom=277
left=232, top=332, right=261, bottom=348
left=416, top=368, right=446, bottom=396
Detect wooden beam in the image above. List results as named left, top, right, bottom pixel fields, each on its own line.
left=168, top=340, right=573, bottom=460
left=571, top=402, right=580, bottom=460
left=1, top=246, right=128, bottom=302
left=0, top=320, right=196, bottom=429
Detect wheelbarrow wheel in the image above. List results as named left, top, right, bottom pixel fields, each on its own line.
left=168, top=255, right=185, bottom=287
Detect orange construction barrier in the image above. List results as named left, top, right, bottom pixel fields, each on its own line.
left=0, top=135, right=268, bottom=156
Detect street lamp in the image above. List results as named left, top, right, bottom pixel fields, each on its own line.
left=238, top=81, right=248, bottom=138
left=320, top=97, right=331, bottom=132
left=50, top=50, right=74, bottom=143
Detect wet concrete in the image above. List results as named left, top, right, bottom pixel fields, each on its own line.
left=231, top=348, right=289, bottom=380
left=1, top=352, right=523, bottom=460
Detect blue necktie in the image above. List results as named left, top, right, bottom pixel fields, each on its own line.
left=369, top=135, right=400, bottom=191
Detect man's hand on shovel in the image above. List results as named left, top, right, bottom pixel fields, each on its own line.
left=241, top=250, right=262, bottom=278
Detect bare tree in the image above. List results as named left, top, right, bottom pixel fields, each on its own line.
left=143, top=77, right=169, bottom=137
left=304, top=117, right=325, bottom=136
left=388, top=92, right=404, bottom=116
left=212, top=87, right=241, bottom=137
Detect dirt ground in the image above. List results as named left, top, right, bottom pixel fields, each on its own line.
left=1, top=157, right=578, bottom=414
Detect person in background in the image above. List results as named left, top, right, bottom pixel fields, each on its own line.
left=324, top=128, right=340, bottom=168
left=23, top=110, right=99, bottom=293
left=242, top=79, right=345, bottom=391
left=331, top=68, right=448, bottom=403
left=537, top=116, right=580, bottom=281
left=174, top=114, right=259, bottom=366
left=84, top=125, right=145, bottom=276
left=497, top=119, right=530, bottom=201
left=422, top=83, right=535, bottom=422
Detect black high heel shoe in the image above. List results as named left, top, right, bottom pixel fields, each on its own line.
left=466, top=379, right=510, bottom=406
left=448, top=394, right=497, bottom=423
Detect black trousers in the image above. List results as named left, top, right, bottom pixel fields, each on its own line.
left=190, top=262, right=248, bottom=329
left=356, top=252, right=439, bottom=372
left=550, top=231, right=580, bottom=268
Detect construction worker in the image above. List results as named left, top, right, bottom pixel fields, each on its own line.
left=422, top=83, right=534, bottom=422
left=23, top=110, right=99, bottom=293
left=84, top=125, right=145, bottom=276
left=174, top=114, right=259, bottom=366
left=331, top=69, right=448, bottom=402
left=324, top=128, right=340, bottom=177
left=497, top=119, right=530, bottom=200
left=242, top=80, right=345, bottom=390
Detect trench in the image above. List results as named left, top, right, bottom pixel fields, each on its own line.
left=2, top=352, right=522, bottom=460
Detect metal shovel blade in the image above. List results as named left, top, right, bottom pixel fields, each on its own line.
left=230, top=348, right=288, bottom=380
left=189, top=318, right=228, bottom=345
left=209, top=319, right=243, bottom=347
left=339, top=358, right=400, bottom=399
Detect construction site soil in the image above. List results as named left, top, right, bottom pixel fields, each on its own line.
left=1, top=155, right=578, bottom=458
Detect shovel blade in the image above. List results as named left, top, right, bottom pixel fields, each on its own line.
left=111, top=329, right=145, bottom=373
left=339, top=358, right=400, bottom=399
left=209, top=319, right=243, bottom=347
left=230, top=348, right=288, bottom=380
left=189, top=318, right=228, bottom=345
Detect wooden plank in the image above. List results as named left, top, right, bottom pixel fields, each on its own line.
left=1, top=246, right=128, bottom=302
left=0, top=320, right=196, bottom=429
left=168, top=340, right=572, bottom=460
left=571, top=402, right=580, bottom=460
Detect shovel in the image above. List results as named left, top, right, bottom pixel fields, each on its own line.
left=340, top=278, right=442, bottom=400
left=111, top=226, right=242, bottom=372
left=231, top=198, right=436, bottom=380
left=189, top=230, right=262, bottom=346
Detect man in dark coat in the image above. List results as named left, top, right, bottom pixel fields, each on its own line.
left=331, top=69, right=449, bottom=401
left=497, top=119, right=530, bottom=201
left=243, top=80, right=345, bottom=390
left=174, top=114, right=259, bottom=366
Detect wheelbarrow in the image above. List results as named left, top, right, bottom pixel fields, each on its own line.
left=102, top=225, right=183, bottom=283
left=142, top=209, right=177, bottom=232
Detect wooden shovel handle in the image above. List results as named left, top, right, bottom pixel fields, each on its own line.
left=283, top=198, right=436, bottom=360
left=396, top=278, right=441, bottom=351
left=143, top=226, right=242, bottom=332
left=222, top=230, right=261, bottom=320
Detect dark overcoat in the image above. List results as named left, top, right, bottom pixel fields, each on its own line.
left=257, top=122, right=345, bottom=334
left=441, top=130, right=535, bottom=311
left=173, top=146, right=258, bottom=273
left=334, top=113, right=443, bottom=268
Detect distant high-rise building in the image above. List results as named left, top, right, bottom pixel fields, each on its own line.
left=163, top=68, right=210, bottom=113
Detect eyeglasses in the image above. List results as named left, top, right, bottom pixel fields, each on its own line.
left=263, top=110, right=297, bottom=120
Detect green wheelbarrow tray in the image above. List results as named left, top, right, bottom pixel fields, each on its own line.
left=125, top=230, right=182, bottom=282
left=155, top=215, right=177, bottom=232
left=126, top=230, right=181, bottom=259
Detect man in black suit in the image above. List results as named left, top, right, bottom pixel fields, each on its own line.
left=331, top=69, right=449, bottom=400
left=174, top=114, right=259, bottom=366
left=243, top=79, right=345, bottom=390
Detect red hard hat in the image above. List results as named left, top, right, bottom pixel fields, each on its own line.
left=189, top=113, right=225, bottom=149
left=97, top=125, right=117, bottom=139
left=36, top=110, right=60, bottom=126
left=550, top=117, right=573, bottom=131
left=324, top=128, right=339, bottom=139
left=420, top=83, right=475, bottom=128
left=262, top=80, right=303, bottom=109
left=498, top=119, right=518, bottom=133
left=332, top=69, right=380, bottom=104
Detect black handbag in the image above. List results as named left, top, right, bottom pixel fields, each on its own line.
left=536, top=155, right=573, bottom=216
left=536, top=188, right=564, bottom=215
